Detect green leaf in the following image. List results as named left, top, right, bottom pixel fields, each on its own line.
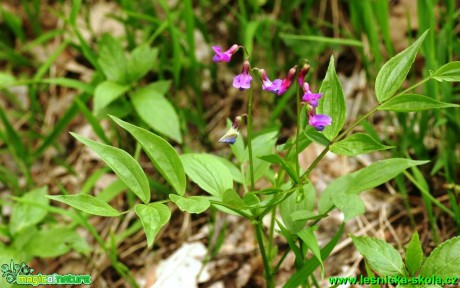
left=406, top=232, right=424, bottom=276
left=259, top=154, right=299, bottom=184
left=47, top=194, right=121, bottom=217
left=351, top=235, right=406, bottom=276
left=297, top=227, right=324, bottom=277
left=93, top=81, right=130, bottom=115
left=247, top=131, right=278, bottom=182
left=304, top=126, right=330, bottom=146
left=169, top=194, right=210, bottom=214
left=130, top=84, right=182, bottom=143
left=378, top=94, right=460, bottom=112
left=70, top=132, right=150, bottom=203
left=213, top=155, right=244, bottom=184
left=375, top=30, right=428, bottom=102
left=10, top=187, right=49, bottom=235
left=222, top=189, right=247, bottom=209
left=24, top=227, right=89, bottom=258
left=149, top=80, right=172, bottom=95
left=135, top=203, right=171, bottom=247
left=284, top=224, right=344, bottom=288
left=318, top=56, right=346, bottom=140
left=180, top=153, right=233, bottom=197
left=330, top=133, right=393, bottom=156
left=280, top=183, right=315, bottom=233
left=0, top=72, right=16, bottom=87
left=433, top=61, right=460, bottom=82
left=110, top=116, right=186, bottom=196
left=243, top=193, right=260, bottom=207
left=127, top=45, right=158, bottom=82
left=318, top=159, right=429, bottom=218
left=41, top=78, right=94, bottom=94
left=420, top=236, right=460, bottom=278
left=349, top=159, right=429, bottom=193
left=97, top=34, right=128, bottom=84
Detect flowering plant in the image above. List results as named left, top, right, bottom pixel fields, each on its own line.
left=49, top=30, right=460, bottom=287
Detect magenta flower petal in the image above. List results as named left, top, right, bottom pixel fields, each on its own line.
left=262, top=79, right=283, bottom=95
left=233, top=73, right=252, bottom=90
left=309, top=114, right=332, bottom=131
left=233, top=61, right=252, bottom=90
left=302, top=92, right=323, bottom=107
left=212, top=44, right=239, bottom=63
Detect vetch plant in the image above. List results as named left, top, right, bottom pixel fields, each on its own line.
left=47, top=30, right=460, bottom=287
left=351, top=232, right=460, bottom=287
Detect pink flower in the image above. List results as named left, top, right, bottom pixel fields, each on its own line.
left=233, top=61, right=252, bottom=90
left=301, top=82, right=323, bottom=107
left=308, top=113, right=332, bottom=131
left=259, top=66, right=297, bottom=96
left=212, top=44, right=239, bottom=62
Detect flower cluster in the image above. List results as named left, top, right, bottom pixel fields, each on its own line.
left=212, top=44, right=332, bottom=141
left=298, top=64, right=332, bottom=131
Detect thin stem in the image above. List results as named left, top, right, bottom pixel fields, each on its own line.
left=255, top=221, right=274, bottom=288
left=296, top=84, right=301, bottom=175
left=273, top=248, right=290, bottom=274
left=247, top=86, right=255, bottom=190
left=267, top=207, right=276, bottom=266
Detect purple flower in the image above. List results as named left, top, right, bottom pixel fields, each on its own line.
left=308, top=113, right=332, bottom=131
left=259, top=66, right=296, bottom=96
left=212, top=44, right=239, bottom=62
left=233, top=61, right=252, bottom=90
left=301, top=82, right=323, bottom=107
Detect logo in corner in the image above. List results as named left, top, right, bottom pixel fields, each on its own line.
left=1, top=259, right=34, bottom=284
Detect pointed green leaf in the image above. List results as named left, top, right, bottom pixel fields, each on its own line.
left=47, top=194, right=121, bottom=217
left=127, top=45, right=158, bottom=82
left=284, top=224, right=344, bottom=288
left=280, top=183, right=315, bottom=233
left=298, top=227, right=324, bottom=277
left=420, top=236, right=460, bottom=278
left=135, top=203, right=171, bottom=247
left=180, top=153, right=233, bottom=197
left=97, top=34, right=128, bottom=84
left=259, top=154, right=299, bottom=183
left=110, top=116, right=186, bottom=196
left=222, top=189, right=247, bottom=209
left=243, top=193, right=260, bottom=207
left=24, top=227, right=89, bottom=258
left=319, top=159, right=429, bottom=216
left=406, top=232, right=424, bottom=275
left=433, top=61, right=460, bottom=82
left=318, top=56, right=346, bottom=140
left=10, top=187, right=49, bottom=234
left=351, top=235, right=406, bottom=276
left=375, top=30, right=428, bottom=102
left=378, top=94, right=460, bottom=112
left=130, top=84, right=182, bottom=143
left=93, top=81, right=130, bottom=115
left=330, top=133, right=393, bottom=156
left=71, top=132, right=150, bottom=203
left=169, top=194, right=210, bottom=214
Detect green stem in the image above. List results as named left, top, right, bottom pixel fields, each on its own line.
left=247, top=86, right=255, bottom=191
left=255, top=221, right=274, bottom=288
left=296, top=85, right=301, bottom=174
left=267, top=207, right=276, bottom=265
